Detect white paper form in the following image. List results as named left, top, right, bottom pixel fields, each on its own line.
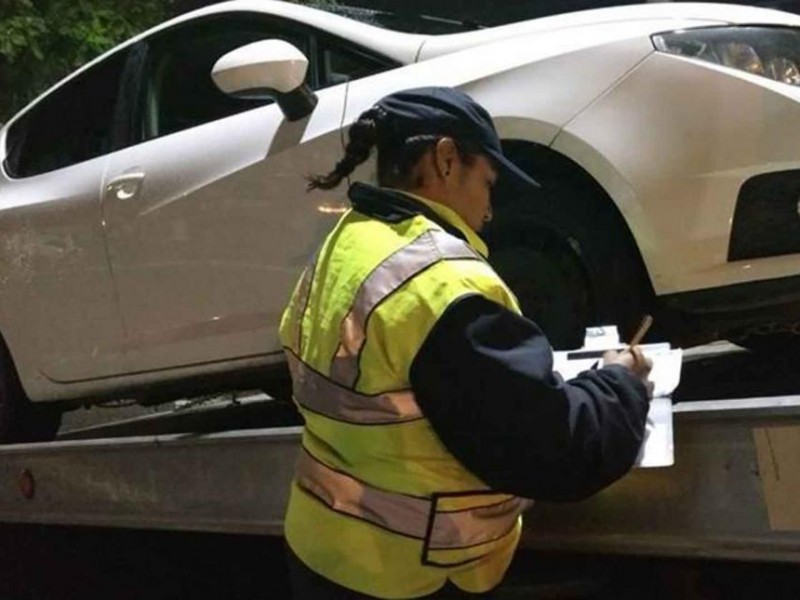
left=552, top=327, right=682, bottom=468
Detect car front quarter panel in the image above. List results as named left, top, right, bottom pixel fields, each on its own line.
left=344, top=22, right=662, bottom=176
left=554, top=49, right=800, bottom=297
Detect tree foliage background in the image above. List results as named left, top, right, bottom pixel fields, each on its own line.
left=0, top=0, right=336, bottom=122
left=0, top=0, right=172, bottom=121
left=0, top=0, right=345, bottom=123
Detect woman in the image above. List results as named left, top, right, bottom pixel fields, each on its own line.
left=279, top=87, right=652, bottom=599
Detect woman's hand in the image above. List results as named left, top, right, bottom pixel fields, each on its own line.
left=603, top=346, right=654, bottom=398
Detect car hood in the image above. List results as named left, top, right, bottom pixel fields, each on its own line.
left=418, top=2, right=800, bottom=61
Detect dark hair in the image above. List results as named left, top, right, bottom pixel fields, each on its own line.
left=307, top=107, right=480, bottom=191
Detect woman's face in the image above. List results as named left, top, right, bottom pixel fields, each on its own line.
left=450, top=154, right=498, bottom=232
left=412, top=138, right=498, bottom=233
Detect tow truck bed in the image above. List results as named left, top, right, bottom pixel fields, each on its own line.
left=3, top=394, right=800, bottom=563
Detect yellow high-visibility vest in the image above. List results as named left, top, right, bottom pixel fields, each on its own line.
left=280, top=190, right=532, bottom=599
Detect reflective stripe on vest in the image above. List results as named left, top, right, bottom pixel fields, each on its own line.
left=296, top=448, right=532, bottom=551
left=284, top=252, right=318, bottom=355
left=286, top=351, right=423, bottom=424
left=330, top=228, right=481, bottom=387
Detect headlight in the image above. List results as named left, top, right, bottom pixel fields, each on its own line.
left=652, top=27, right=800, bottom=86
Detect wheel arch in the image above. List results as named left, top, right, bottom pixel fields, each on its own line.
left=499, top=137, right=655, bottom=296
left=0, top=316, right=59, bottom=404
left=0, top=326, right=34, bottom=399
left=487, top=137, right=663, bottom=346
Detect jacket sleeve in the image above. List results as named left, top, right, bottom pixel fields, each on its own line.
left=408, top=294, right=651, bottom=502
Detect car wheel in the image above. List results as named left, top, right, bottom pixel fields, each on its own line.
left=488, top=225, right=592, bottom=349
left=485, top=149, right=653, bottom=350
left=0, top=342, right=62, bottom=443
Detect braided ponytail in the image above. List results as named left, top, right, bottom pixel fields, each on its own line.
left=307, top=107, right=384, bottom=191
left=306, top=105, right=482, bottom=192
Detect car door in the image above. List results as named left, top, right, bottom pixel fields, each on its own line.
left=101, top=12, right=353, bottom=374
left=0, top=48, right=132, bottom=387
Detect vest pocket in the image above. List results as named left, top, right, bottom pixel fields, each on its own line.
left=421, top=492, right=532, bottom=567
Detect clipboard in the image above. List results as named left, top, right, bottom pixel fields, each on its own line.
left=552, top=326, right=681, bottom=468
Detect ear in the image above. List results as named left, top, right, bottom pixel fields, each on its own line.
left=434, top=137, right=459, bottom=178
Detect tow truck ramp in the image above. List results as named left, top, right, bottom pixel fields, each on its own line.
left=3, top=396, right=800, bottom=563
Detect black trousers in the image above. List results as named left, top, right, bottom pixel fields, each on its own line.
left=286, top=545, right=496, bottom=600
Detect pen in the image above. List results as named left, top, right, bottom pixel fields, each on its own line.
left=590, top=315, right=653, bottom=369
left=625, top=314, right=653, bottom=352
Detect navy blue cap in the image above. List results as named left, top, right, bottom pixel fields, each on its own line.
left=375, top=87, right=540, bottom=191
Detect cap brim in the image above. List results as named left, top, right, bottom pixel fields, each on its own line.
left=487, top=148, right=541, bottom=192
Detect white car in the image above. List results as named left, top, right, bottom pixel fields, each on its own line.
left=2, top=1, right=800, bottom=441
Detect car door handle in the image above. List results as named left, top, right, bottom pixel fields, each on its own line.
left=106, top=172, right=146, bottom=201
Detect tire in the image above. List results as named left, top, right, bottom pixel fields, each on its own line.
left=0, top=342, right=62, bottom=443
left=484, top=145, right=653, bottom=350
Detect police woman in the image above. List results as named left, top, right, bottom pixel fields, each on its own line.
left=280, top=87, right=652, bottom=599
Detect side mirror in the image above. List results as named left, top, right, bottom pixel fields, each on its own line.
left=212, top=40, right=318, bottom=122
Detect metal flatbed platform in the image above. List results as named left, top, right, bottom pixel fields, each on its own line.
left=3, top=392, right=800, bottom=564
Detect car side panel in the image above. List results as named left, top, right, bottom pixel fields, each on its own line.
left=100, top=87, right=347, bottom=374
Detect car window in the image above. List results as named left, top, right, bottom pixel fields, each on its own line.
left=4, top=50, right=129, bottom=179
left=319, top=41, right=397, bottom=87
left=141, top=15, right=312, bottom=141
